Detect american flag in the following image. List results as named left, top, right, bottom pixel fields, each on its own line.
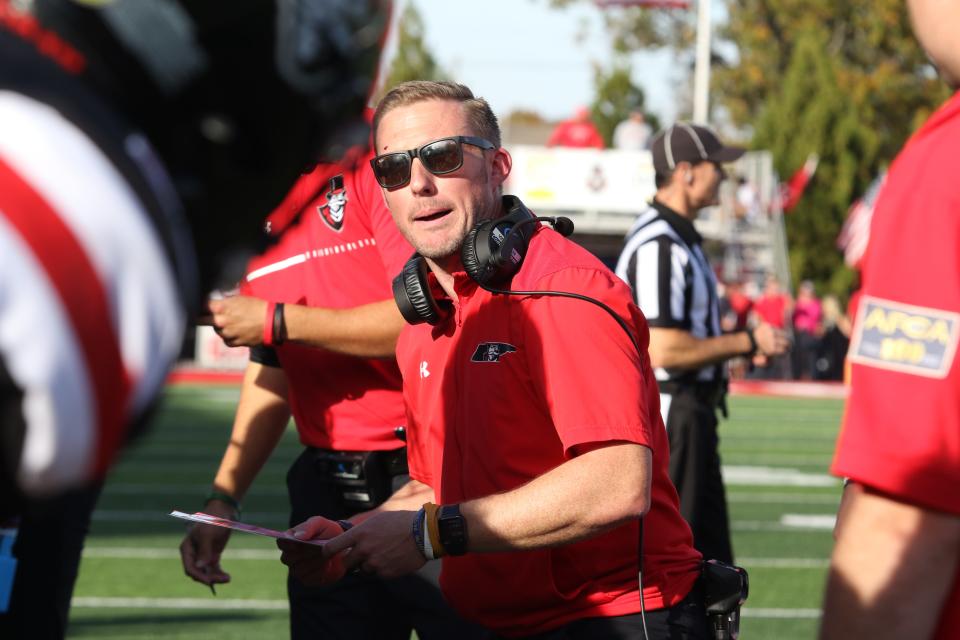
left=836, top=171, right=886, bottom=269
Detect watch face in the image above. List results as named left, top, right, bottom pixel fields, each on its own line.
left=438, top=505, right=468, bottom=556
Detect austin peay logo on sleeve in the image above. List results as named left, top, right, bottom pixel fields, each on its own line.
left=849, top=296, right=960, bottom=378
left=471, top=342, right=518, bottom=363
left=317, top=174, right=347, bottom=231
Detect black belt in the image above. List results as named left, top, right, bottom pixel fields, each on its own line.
left=658, top=380, right=729, bottom=417
left=307, top=447, right=408, bottom=477
left=306, top=447, right=409, bottom=509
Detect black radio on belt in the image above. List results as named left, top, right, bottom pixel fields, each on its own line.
left=702, top=559, right=749, bottom=640
left=311, top=448, right=408, bottom=510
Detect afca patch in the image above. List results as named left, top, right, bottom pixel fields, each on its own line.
left=848, top=296, right=960, bottom=378
left=471, top=342, right=518, bottom=363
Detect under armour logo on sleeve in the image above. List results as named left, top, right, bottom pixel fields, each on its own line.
left=419, top=361, right=430, bottom=378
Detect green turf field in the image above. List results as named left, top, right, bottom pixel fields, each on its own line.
left=66, top=385, right=845, bottom=638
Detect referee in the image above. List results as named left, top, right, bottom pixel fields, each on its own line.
left=615, top=123, right=789, bottom=563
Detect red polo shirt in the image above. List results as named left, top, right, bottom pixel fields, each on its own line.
left=241, top=154, right=413, bottom=451
left=832, top=92, right=960, bottom=638
left=397, top=225, right=701, bottom=636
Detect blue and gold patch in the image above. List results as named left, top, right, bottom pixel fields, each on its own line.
left=849, top=296, right=960, bottom=378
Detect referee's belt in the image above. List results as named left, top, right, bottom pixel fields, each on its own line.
left=657, top=380, right=727, bottom=409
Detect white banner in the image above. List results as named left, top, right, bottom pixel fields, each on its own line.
left=504, top=146, right=656, bottom=215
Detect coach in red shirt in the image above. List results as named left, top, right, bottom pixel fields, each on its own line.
left=822, top=1, right=960, bottom=638
left=179, top=152, right=485, bottom=639
left=280, top=81, right=708, bottom=639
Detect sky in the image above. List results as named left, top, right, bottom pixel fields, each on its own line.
left=381, top=0, right=686, bottom=125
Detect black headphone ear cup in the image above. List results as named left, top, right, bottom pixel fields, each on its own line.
left=392, top=256, right=442, bottom=325
left=461, top=221, right=490, bottom=285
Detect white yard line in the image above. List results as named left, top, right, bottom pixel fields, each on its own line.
left=101, top=484, right=286, bottom=496
left=71, top=597, right=288, bottom=610
left=726, top=492, right=839, bottom=504
left=722, top=466, right=840, bottom=487
left=83, top=548, right=279, bottom=560
left=780, top=514, right=837, bottom=530
left=733, top=519, right=833, bottom=532
left=93, top=510, right=288, bottom=522
left=744, top=607, right=822, bottom=619
left=738, top=557, right=830, bottom=568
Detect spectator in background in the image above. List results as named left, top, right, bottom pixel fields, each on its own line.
left=718, top=279, right=753, bottom=380
left=791, top=280, right=822, bottom=380
left=734, top=176, right=763, bottom=227
left=546, top=105, right=605, bottom=149
left=613, top=109, right=653, bottom=151
left=721, top=279, right=755, bottom=380
left=750, top=274, right=793, bottom=378
left=812, top=295, right=849, bottom=382
left=726, top=279, right=754, bottom=333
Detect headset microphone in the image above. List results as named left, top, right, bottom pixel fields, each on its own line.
left=500, top=216, right=574, bottom=246
left=548, top=216, right=574, bottom=238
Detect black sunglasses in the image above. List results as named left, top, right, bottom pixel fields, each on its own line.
left=370, top=135, right=496, bottom=189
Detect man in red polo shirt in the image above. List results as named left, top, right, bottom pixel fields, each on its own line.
left=179, top=151, right=486, bottom=639
left=821, top=2, right=960, bottom=638
left=279, top=81, right=709, bottom=639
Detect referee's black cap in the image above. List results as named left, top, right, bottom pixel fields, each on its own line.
left=651, top=123, right=746, bottom=175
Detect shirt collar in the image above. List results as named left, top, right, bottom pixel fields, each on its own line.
left=651, top=198, right=702, bottom=245
left=452, top=270, right=478, bottom=297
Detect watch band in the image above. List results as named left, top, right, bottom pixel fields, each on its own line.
left=437, top=504, right=469, bottom=556
left=745, top=328, right=759, bottom=356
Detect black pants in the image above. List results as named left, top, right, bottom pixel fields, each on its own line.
left=792, top=330, right=819, bottom=380
left=662, top=389, right=734, bottom=565
left=509, top=581, right=710, bottom=640
left=0, top=482, right=102, bottom=639
left=285, top=449, right=492, bottom=640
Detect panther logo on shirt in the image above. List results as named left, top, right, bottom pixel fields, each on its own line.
left=471, top=342, right=518, bottom=363
left=317, top=174, right=347, bottom=232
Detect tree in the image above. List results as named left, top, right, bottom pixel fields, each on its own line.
left=753, top=29, right=877, bottom=296
left=589, top=59, right=659, bottom=146
left=552, top=0, right=951, bottom=296
left=377, top=1, right=445, bottom=98
left=732, top=1, right=950, bottom=296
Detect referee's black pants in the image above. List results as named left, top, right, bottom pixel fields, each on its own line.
left=285, top=449, right=492, bottom=640
left=661, top=389, right=734, bottom=565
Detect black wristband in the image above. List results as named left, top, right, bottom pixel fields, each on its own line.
left=744, top=329, right=758, bottom=356
left=273, top=302, right=286, bottom=345
left=205, top=491, right=242, bottom=519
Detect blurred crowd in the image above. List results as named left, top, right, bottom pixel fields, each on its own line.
left=719, top=274, right=852, bottom=381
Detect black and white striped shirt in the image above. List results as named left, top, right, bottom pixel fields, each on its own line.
left=615, top=199, right=723, bottom=384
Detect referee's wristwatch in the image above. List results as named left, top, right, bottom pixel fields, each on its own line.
left=437, top=504, right=469, bottom=556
